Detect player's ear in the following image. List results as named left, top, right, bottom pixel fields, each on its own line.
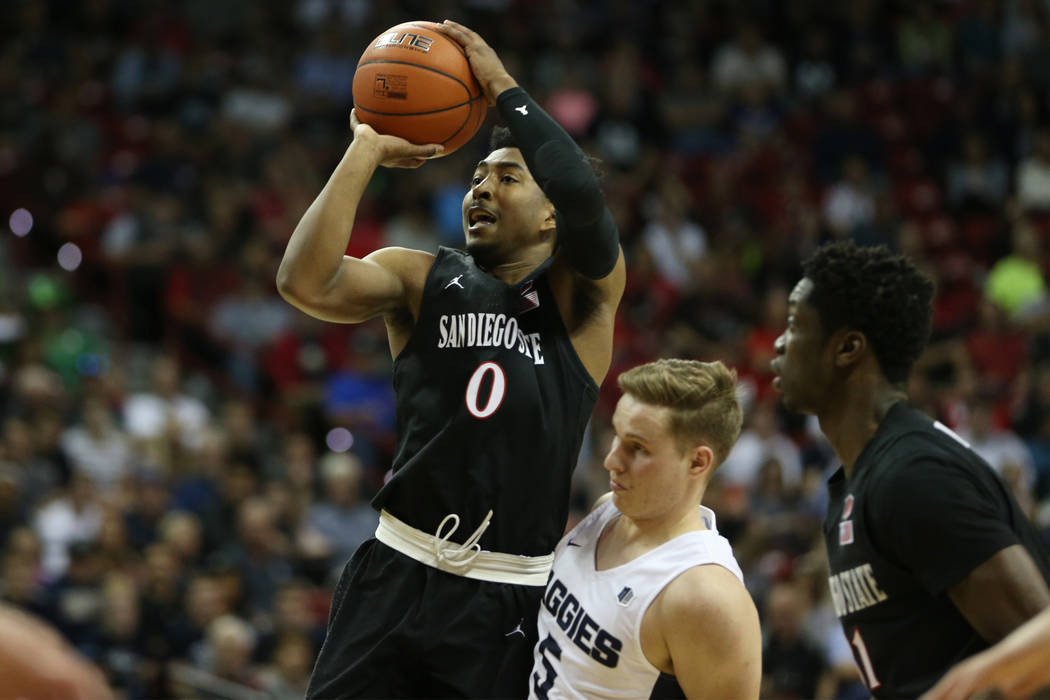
left=540, top=204, right=557, bottom=241
left=689, top=445, right=715, bottom=479
left=835, top=330, right=867, bottom=368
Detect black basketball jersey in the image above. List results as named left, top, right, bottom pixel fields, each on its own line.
left=372, top=247, right=599, bottom=557
left=824, top=402, right=1050, bottom=698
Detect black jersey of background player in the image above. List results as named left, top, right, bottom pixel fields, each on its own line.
left=824, top=402, right=1050, bottom=698
left=372, top=247, right=598, bottom=556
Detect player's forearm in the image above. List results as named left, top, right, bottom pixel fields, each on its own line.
left=496, top=87, right=619, bottom=279
left=277, top=138, right=383, bottom=305
left=995, top=604, right=1050, bottom=659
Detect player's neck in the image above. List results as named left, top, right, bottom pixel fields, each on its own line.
left=819, top=381, right=906, bottom=476
left=618, top=497, right=708, bottom=546
left=483, top=243, right=552, bottom=284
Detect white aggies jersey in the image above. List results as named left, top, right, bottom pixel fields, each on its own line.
left=529, top=500, right=744, bottom=700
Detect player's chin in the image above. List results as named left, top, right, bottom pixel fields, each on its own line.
left=776, top=387, right=811, bottom=415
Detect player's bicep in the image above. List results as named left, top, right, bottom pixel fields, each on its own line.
left=280, top=247, right=431, bottom=324
left=663, top=567, right=761, bottom=700
left=947, top=544, right=1050, bottom=644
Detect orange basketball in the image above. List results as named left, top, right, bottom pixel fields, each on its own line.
left=353, top=21, right=487, bottom=156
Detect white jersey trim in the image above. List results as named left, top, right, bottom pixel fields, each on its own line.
left=376, top=509, right=554, bottom=585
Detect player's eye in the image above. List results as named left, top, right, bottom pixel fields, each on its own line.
left=501, top=175, right=517, bottom=183
left=471, top=176, right=483, bottom=185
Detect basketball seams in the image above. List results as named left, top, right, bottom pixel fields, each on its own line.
left=353, top=93, right=484, bottom=118
left=438, top=94, right=484, bottom=146
left=355, top=94, right=486, bottom=146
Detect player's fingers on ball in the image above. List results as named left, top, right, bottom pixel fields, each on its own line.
left=349, top=109, right=361, bottom=128
left=433, top=22, right=465, bottom=43
left=441, top=19, right=477, bottom=42
left=403, top=143, right=443, bottom=159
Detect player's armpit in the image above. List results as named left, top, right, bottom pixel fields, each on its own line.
left=279, top=247, right=433, bottom=324
left=947, top=544, right=1050, bottom=644
left=657, top=565, right=762, bottom=700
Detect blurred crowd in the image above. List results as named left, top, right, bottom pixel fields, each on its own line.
left=1, top=0, right=1049, bottom=698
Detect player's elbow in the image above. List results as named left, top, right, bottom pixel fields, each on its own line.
left=275, top=262, right=324, bottom=314
left=275, top=263, right=303, bottom=306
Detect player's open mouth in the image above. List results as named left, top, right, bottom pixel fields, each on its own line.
left=468, top=207, right=497, bottom=229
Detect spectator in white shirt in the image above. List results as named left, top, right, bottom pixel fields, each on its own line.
left=61, top=396, right=132, bottom=491
left=958, top=397, right=1036, bottom=492
left=123, top=355, right=210, bottom=452
left=33, top=473, right=103, bottom=579
left=720, top=399, right=803, bottom=490
left=712, top=22, right=787, bottom=96
left=641, top=175, right=709, bottom=293
left=1016, top=128, right=1050, bottom=212
left=824, top=155, right=876, bottom=237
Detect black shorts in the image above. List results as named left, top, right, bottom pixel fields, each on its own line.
left=306, top=538, right=544, bottom=699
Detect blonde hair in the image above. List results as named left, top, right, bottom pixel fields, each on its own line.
left=617, top=358, right=742, bottom=465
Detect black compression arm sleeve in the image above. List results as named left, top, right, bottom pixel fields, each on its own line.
left=496, top=87, right=619, bottom=279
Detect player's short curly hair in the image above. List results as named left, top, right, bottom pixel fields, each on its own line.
left=488, top=126, right=604, bottom=181
left=802, top=242, right=934, bottom=385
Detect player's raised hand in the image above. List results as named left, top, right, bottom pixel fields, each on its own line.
left=432, top=20, right=519, bottom=104
left=350, top=108, right=443, bottom=168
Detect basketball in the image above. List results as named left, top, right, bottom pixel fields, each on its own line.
left=352, top=21, right=487, bottom=156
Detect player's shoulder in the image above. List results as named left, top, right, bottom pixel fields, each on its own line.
left=658, top=563, right=756, bottom=631
left=871, top=404, right=977, bottom=468
left=364, top=246, right=437, bottom=272
left=363, top=246, right=437, bottom=288
left=867, top=409, right=996, bottom=501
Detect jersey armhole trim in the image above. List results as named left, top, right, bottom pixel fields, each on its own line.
left=391, top=246, right=449, bottom=371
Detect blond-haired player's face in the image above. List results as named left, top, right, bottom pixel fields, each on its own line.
left=603, top=394, right=697, bottom=520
